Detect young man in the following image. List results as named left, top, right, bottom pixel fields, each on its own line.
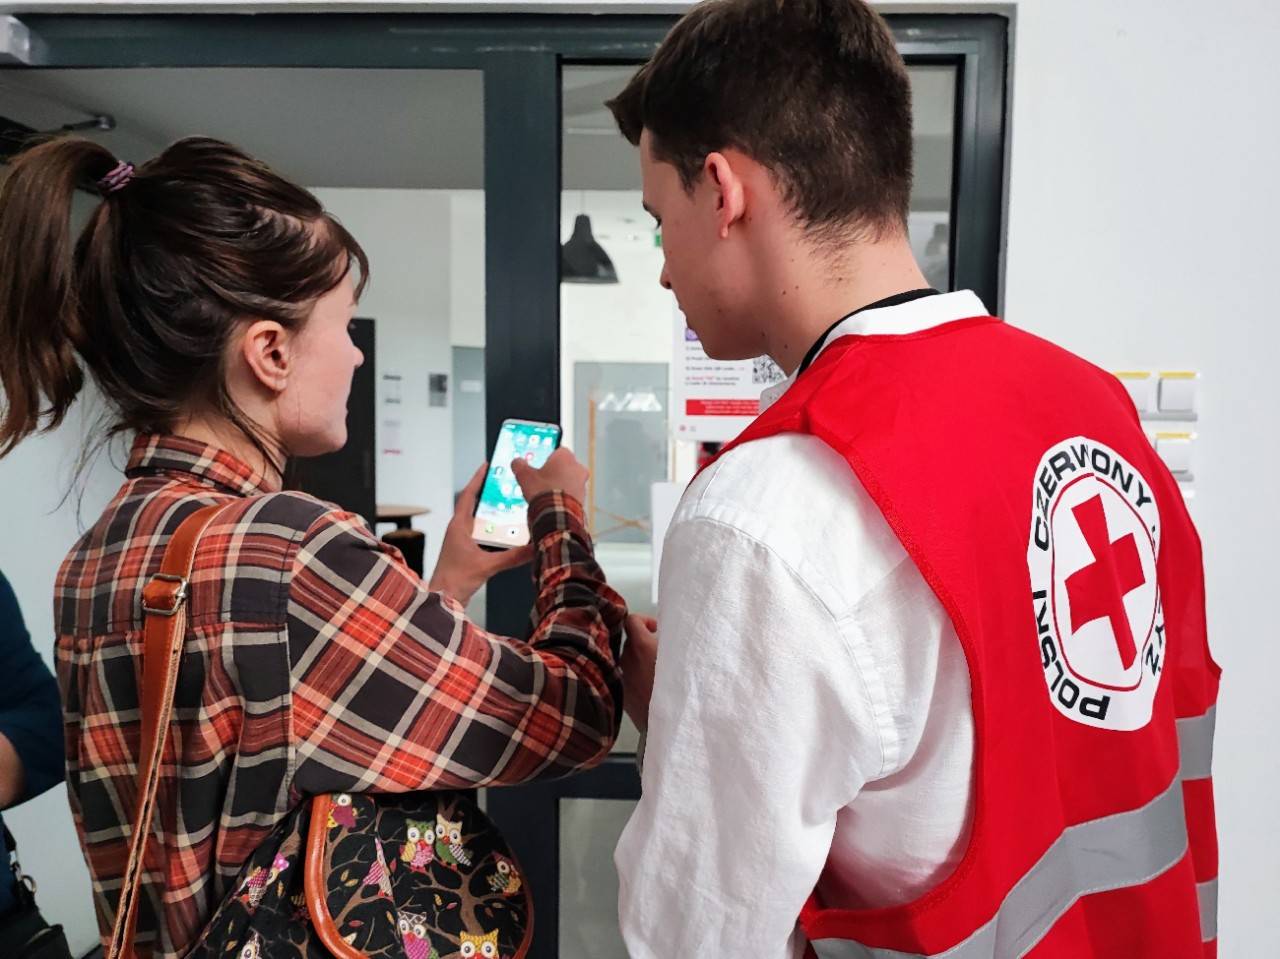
left=609, top=2, right=1219, bottom=957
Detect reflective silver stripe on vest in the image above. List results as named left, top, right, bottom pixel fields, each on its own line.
left=811, top=774, right=1188, bottom=959
left=1198, top=878, right=1218, bottom=942
left=1183, top=708, right=1218, bottom=942
left=1177, top=706, right=1216, bottom=781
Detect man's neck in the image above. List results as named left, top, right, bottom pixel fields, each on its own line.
left=759, top=233, right=930, bottom=375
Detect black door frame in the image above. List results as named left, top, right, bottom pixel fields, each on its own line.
left=8, top=12, right=1007, bottom=958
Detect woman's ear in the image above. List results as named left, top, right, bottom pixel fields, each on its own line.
left=239, top=320, right=292, bottom=395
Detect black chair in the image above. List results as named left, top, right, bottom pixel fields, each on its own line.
left=381, top=528, right=426, bottom=578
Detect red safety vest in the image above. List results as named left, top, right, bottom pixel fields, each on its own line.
left=708, top=316, right=1219, bottom=959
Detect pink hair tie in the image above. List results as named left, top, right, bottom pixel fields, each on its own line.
left=97, top=161, right=135, bottom=195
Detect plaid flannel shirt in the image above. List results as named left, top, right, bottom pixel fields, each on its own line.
left=54, top=434, right=626, bottom=956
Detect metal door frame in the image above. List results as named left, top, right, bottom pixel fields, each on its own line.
left=5, top=12, right=1007, bottom=957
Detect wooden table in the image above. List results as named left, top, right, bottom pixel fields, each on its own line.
left=376, top=504, right=431, bottom=530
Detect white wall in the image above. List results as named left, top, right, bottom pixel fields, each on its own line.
left=313, top=187, right=458, bottom=564
left=450, top=190, right=487, bottom=349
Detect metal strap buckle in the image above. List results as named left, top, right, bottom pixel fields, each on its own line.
left=142, top=572, right=189, bottom=617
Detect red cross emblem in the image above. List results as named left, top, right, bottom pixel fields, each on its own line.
left=1065, top=494, right=1146, bottom=669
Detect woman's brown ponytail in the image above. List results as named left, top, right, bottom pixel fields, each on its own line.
left=0, top=137, right=118, bottom=453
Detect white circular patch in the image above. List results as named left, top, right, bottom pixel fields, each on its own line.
left=1026, top=437, right=1165, bottom=730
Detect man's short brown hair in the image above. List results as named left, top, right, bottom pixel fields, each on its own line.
left=608, top=0, right=913, bottom=242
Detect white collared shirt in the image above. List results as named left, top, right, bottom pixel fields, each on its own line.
left=615, top=290, right=987, bottom=958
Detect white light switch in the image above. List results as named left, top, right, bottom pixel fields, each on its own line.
left=1113, top=371, right=1156, bottom=413
left=1155, top=431, right=1195, bottom=475
left=1158, top=371, right=1199, bottom=415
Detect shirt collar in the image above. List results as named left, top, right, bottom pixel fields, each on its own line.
left=759, top=289, right=992, bottom=412
left=126, top=433, right=279, bottom=497
left=795, top=288, right=942, bottom=378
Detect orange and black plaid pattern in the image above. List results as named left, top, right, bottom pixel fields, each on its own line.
left=54, top=433, right=626, bottom=957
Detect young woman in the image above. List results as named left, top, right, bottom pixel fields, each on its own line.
left=0, top=135, right=626, bottom=955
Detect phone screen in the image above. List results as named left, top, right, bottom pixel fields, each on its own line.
left=472, top=419, right=562, bottom=549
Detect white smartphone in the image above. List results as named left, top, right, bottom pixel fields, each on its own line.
left=471, top=418, right=563, bottom=550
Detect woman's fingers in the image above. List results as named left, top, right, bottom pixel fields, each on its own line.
left=488, top=544, right=534, bottom=574
left=455, top=463, right=488, bottom=519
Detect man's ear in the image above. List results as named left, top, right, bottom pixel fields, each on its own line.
left=704, top=151, right=748, bottom=240
left=239, top=319, right=292, bottom=395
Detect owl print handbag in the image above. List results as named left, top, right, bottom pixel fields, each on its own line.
left=107, top=503, right=533, bottom=959
left=190, top=791, right=532, bottom=959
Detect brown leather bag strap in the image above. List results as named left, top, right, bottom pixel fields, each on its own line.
left=304, top=794, right=366, bottom=959
left=107, top=503, right=229, bottom=959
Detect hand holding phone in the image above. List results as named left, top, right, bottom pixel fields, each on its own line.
left=429, top=464, right=535, bottom=604
left=472, top=419, right=563, bottom=550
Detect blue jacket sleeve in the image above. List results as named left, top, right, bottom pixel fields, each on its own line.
left=0, top=572, right=64, bottom=806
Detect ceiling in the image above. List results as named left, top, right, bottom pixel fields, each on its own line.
left=0, top=67, right=489, bottom=188
left=0, top=63, right=954, bottom=201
